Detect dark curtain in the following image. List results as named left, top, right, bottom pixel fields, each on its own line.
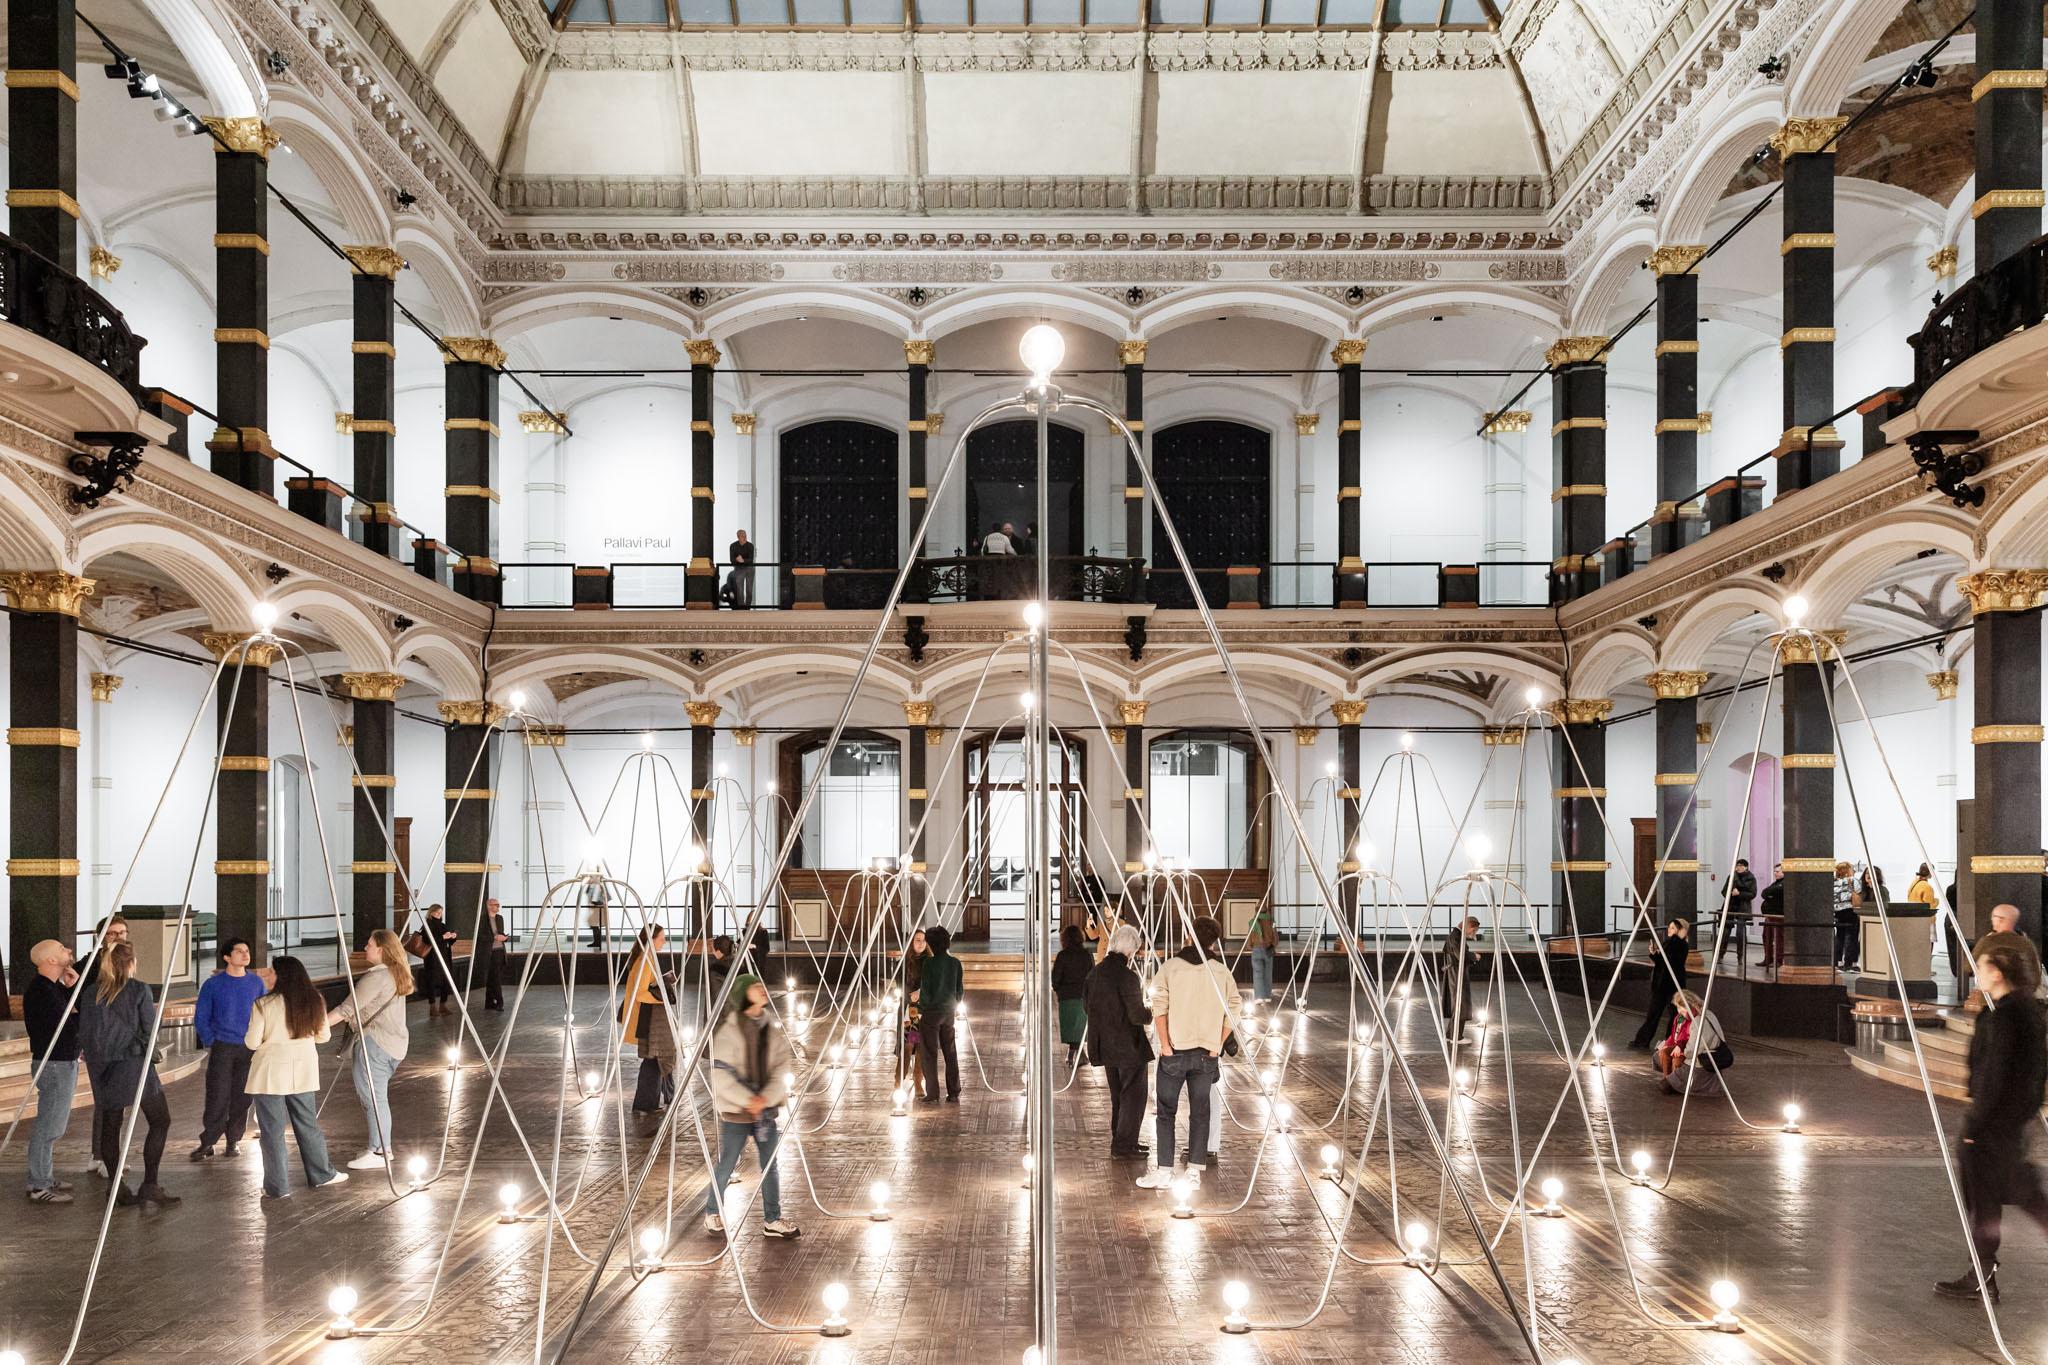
left=1150, top=420, right=1271, bottom=609
left=780, top=420, right=898, bottom=607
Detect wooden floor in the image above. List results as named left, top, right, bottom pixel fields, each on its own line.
left=0, top=971, right=2030, bottom=1364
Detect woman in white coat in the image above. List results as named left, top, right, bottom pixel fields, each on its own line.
left=245, top=955, right=348, bottom=1199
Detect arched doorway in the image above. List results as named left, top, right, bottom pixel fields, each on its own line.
left=780, top=420, right=898, bottom=606
left=1150, top=420, right=1271, bottom=608
left=965, top=420, right=1085, bottom=557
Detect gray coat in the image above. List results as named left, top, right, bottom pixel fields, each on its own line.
left=80, top=979, right=159, bottom=1103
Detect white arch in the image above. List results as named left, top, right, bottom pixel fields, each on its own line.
left=267, top=92, right=391, bottom=246
left=490, top=647, right=694, bottom=700
left=0, top=456, right=75, bottom=571
left=1140, top=287, right=1352, bottom=342
left=705, top=290, right=914, bottom=343
left=267, top=584, right=394, bottom=671
left=1797, top=510, right=1980, bottom=627
left=1359, top=285, right=1567, bottom=338
left=1138, top=647, right=1348, bottom=698
left=709, top=648, right=916, bottom=701
left=394, top=625, right=480, bottom=699
left=1569, top=222, right=1658, bottom=337
left=1659, top=582, right=1788, bottom=669
left=489, top=288, right=698, bottom=342
left=1657, top=87, right=1788, bottom=246
left=916, top=646, right=1127, bottom=704
left=1979, top=457, right=2048, bottom=567
left=75, top=515, right=259, bottom=628
left=393, top=224, right=481, bottom=336
left=1354, top=647, right=1563, bottom=697
left=1785, top=0, right=1920, bottom=120
left=923, top=289, right=1132, bottom=345
left=133, top=0, right=263, bottom=118
left=1573, top=627, right=1659, bottom=698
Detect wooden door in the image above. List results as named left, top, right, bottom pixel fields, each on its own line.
left=1631, top=817, right=1657, bottom=917
left=392, top=817, right=412, bottom=922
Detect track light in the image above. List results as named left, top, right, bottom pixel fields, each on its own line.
left=1221, top=1280, right=1252, bottom=1334
left=325, top=1285, right=359, bottom=1339
left=820, top=1282, right=852, bottom=1337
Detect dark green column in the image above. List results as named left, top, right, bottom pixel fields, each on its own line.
left=203, top=118, right=275, bottom=495
left=1333, top=340, right=1366, bottom=607
left=688, top=700, right=718, bottom=939
left=1650, top=249, right=1704, bottom=557
left=4, top=571, right=88, bottom=989
left=1120, top=699, right=1147, bottom=876
left=904, top=700, right=931, bottom=916
left=1335, top=699, right=1364, bottom=927
left=206, top=631, right=272, bottom=965
left=342, top=672, right=403, bottom=947
left=1771, top=118, right=1845, bottom=493
left=686, top=339, right=720, bottom=610
left=1547, top=338, right=1607, bottom=601
left=1121, top=339, right=1147, bottom=565
left=1779, top=632, right=1842, bottom=974
left=905, top=340, right=932, bottom=599
left=439, top=701, right=501, bottom=965
left=6, top=0, right=79, bottom=272
left=1648, top=670, right=1706, bottom=929
left=1962, top=571, right=2046, bottom=946
left=1974, top=0, right=2045, bottom=271
left=1550, top=698, right=1611, bottom=939
left=443, top=338, right=502, bottom=604
left=347, top=247, right=403, bottom=559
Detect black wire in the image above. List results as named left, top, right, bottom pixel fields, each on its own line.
left=1599, top=623, right=1970, bottom=726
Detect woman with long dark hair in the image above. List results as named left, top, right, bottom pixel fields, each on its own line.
left=1053, top=923, right=1092, bottom=1067
left=245, top=955, right=346, bottom=1198
left=79, top=942, right=179, bottom=1206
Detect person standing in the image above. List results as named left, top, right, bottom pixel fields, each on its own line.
left=1136, top=916, right=1240, bottom=1190
left=1936, top=937, right=2048, bottom=1301
left=1723, top=859, right=1758, bottom=963
left=1760, top=861, right=1787, bottom=968
left=482, top=898, right=509, bottom=1011
left=79, top=942, right=178, bottom=1207
left=899, top=928, right=931, bottom=1087
left=727, top=529, right=756, bottom=608
left=703, top=975, right=800, bottom=1238
left=621, top=925, right=676, bottom=1114
left=328, top=929, right=413, bottom=1170
left=1974, top=904, right=2044, bottom=998
left=1246, top=908, right=1278, bottom=1004
left=245, top=955, right=346, bottom=1199
left=24, top=939, right=82, bottom=1204
left=1052, top=924, right=1092, bottom=1068
left=1909, top=864, right=1940, bottom=909
left=79, top=915, right=128, bottom=1178
left=1631, top=918, right=1692, bottom=1050
left=980, top=522, right=1013, bottom=556
left=1834, top=862, right=1860, bottom=972
left=189, top=936, right=266, bottom=1162
left=1440, top=916, right=1482, bottom=1040
left=915, top=925, right=963, bottom=1103
left=411, top=904, right=456, bottom=1018
left=1085, top=924, right=1153, bottom=1158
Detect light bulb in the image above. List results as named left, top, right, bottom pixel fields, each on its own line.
left=1540, top=1176, right=1563, bottom=1202
left=1222, top=1279, right=1250, bottom=1312
left=1022, top=601, right=1044, bottom=629
left=1142, top=848, right=1158, bottom=871
left=0, top=1351, right=25, bottom=1365
left=681, top=1025, right=697, bottom=1049
left=717, top=761, right=728, bottom=776
left=1404, top=1221, right=1430, bottom=1254
left=1524, top=686, right=1543, bottom=709
left=1781, top=1102, right=1802, bottom=1133
left=639, top=1226, right=663, bottom=1260
left=822, top=1282, right=850, bottom=1312
left=1466, top=832, right=1492, bottom=866
left=1019, top=323, right=1065, bottom=383
left=1400, top=731, right=1414, bottom=751
left=1353, top=840, right=1374, bottom=867
left=1275, top=1101, right=1293, bottom=1128
left=1024, top=1349, right=1042, bottom=1365
left=509, top=689, right=527, bottom=712
left=870, top=1180, right=890, bottom=1209
left=1020, top=691, right=1035, bottom=712
left=1784, top=594, right=1809, bottom=626
left=641, top=732, right=655, bottom=751
left=1022, top=1153, right=1035, bottom=1173
left=1325, top=761, right=1337, bottom=775
left=584, top=842, right=604, bottom=868
left=787, top=977, right=797, bottom=991
left=1170, top=1175, right=1194, bottom=1217
left=795, top=1002, right=809, bottom=1020
left=1454, top=1068, right=1472, bottom=1092
left=583, top=1070, right=601, bottom=1092
left=1319, top=1143, right=1340, bottom=1173
left=1631, top=1150, right=1652, bottom=1179
left=686, top=843, right=706, bottom=867
left=406, top=1153, right=427, bottom=1182
left=1591, top=1042, right=1607, bottom=1061
left=766, top=779, right=778, bottom=794
left=252, top=601, right=279, bottom=631
left=1710, top=1279, right=1740, bottom=1311
left=446, top=1046, right=460, bottom=1067
left=328, top=1285, right=358, bottom=1316
left=1474, top=1008, right=1489, bottom=1026
left=829, top=1043, right=844, bottom=1065
left=500, top=1182, right=520, bottom=1209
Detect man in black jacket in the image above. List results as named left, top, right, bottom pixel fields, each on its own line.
left=1722, top=859, right=1758, bottom=963
left=24, top=940, right=82, bottom=1203
left=1937, top=936, right=2048, bottom=1301
left=1440, top=916, right=1482, bottom=1040
left=1085, top=925, right=1153, bottom=1158
left=1631, top=918, right=1691, bottom=1049
left=482, top=898, right=509, bottom=1011
left=727, top=529, right=756, bottom=608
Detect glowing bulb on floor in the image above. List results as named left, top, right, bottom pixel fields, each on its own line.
left=445, top=1046, right=460, bottom=1069
left=1021, top=1153, right=1035, bottom=1188
left=583, top=1070, right=601, bottom=1095
left=1221, top=1279, right=1251, bottom=1333
left=406, top=1153, right=428, bottom=1186
left=1783, top=594, right=1809, bottom=627
left=1454, top=1068, right=1473, bottom=1094
left=1019, top=323, right=1065, bottom=385
left=1538, top=1176, right=1564, bottom=1217
left=1630, top=1149, right=1652, bottom=1183
left=1403, top=1221, right=1430, bottom=1262
left=820, top=1281, right=851, bottom=1336
left=1396, top=981, right=1411, bottom=999
left=1171, top=1176, right=1194, bottom=1218
left=498, top=1182, right=522, bottom=1221
left=892, top=1085, right=909, bottom=1116
left=1474, top=1008, right=1489, bottom=1027
left=680, top=1025, right=697, bottom=1050
left=0, top=1350, right=25, bottom=1365
left=1781, top=1102, right=1802, bottom=1133
left=1244, top=1018, right=1260, bottom=1038
left=1261, top=1068, right=1279, bottom=1091
left=325, top=1284, right=358, bottom=1338
left=828, top=1043, right=844, bottom=1068
left=252, top=601, right=280, bottom=631
left=1319, top=1143, right=1341, bottom=1179
left=787, top=977, right=797, bottom=992
left=1274, top=1101, right=1294, bottom=1131
left=869, top=1181, right=892, bottom=1220
left=1590, top=1042, right=1607, bottom=1064
left=1022, top=601, right=1044, bottom=630
left=850, top=1025, right=867, bottom=1047
left=958, top=1002, right=969, bottom=1019
left=638, top=1226, right=664, bottom=1269
left=1709, top=1279, right=1743, bottom=1331
left=1023, top=1349, right=1042, bottom=1365
left=795, top=1002, right=809, bottom=1021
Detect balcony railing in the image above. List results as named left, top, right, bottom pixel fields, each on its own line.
left=0, top=231, right=146, bottom=395
left=1913, top=232, right=2048, bottom=392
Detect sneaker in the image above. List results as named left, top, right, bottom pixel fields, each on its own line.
left=1184, top=1165, right=1204, bottom=1187
left=26, top=1187, right=73, bottom=1204
left=189, top=1146, right=214, bottom=1163
left=704, top=1213, right=726, bottom=1235
left=1936, top=1269, right=1998, bottom=1302
left=136, top=1182, right=181, bottom=1206
left=86, top=1160, right=109, bottom=1179
left=50, top=1178, right=74, bottom=1192
left=1134, top=1167, right=1178, bottom=1190
left=763, top=1219, right=802, bottom=1239
left=348, top=1152, right=389, bottom=1171
left=312, top=1172, right=351, bottom=1189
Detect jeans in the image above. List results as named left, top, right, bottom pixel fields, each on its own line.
left=1835, top=921, right=1859, bottom=971
left=704, top=1115, right=782, bottom=1224
left=253, top=1091, right=337, bottom=1198
left=28, top=1060, right=77, bottom=1189
left=1154, top=1048, right=1218, bottom=1170
left=353, top=1036, right=399, bottom=1153
left=1250, top=947, right=1274, bottom=1002
left=730, top=566, right=754, bottom=608
left=198, top=1042, right=254, bottom=1148
left=919, top=1009, right=960, bottom=1099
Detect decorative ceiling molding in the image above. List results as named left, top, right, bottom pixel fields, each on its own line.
left=1376, top=31, right=1503, bottom=71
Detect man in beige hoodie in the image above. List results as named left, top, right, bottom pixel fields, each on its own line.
left=1136, top=915, right=1240, bottom=1190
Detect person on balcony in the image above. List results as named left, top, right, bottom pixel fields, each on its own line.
left=726, top=529, right=755, bottom=608
left=980, top=522, right=1014, bottom=555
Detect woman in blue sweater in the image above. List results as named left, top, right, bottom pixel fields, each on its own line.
left=191, top=937, right=267, bottom=1161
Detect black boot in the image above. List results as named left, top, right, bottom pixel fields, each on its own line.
left=1935, top=1267, right=1998, bottom=1301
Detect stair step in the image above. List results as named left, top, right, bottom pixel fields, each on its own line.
left=1849, top=1047, right=1972, bottom=1103
left=1880, top=1039, right=1969, bottom=1083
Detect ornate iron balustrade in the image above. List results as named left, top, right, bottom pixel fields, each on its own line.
left=912, top=555, right=1146, bottom=605
left=1913, top=233, right=2048, bottom=392
left=0, top=232, right=146, bottom=395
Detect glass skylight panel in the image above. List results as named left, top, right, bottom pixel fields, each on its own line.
left=1207, top=0, right=1263, bottom=23
left=1443, top=0, right=1488, bottom=19
left=849, top=0, right=902, bottom=21
left=609, top=0, right=670, bottom=19
left=917, top=0, right=971, bottom=19
left=1318, top=0, right=1371, bottom=23
left=1264, top=0, right=1318, bottom=23
left=1031, top=0, right=1083, bottom=24
left=736, top=0, right=789, bottom=21
left=977, top=0, right=1027, bottom=23
left=1383, top=0, right=1440, bottom=23
left=567, top=0, right=612, bottom=21
left=791, top=0, right=843, bottom=23
left=1084, top=0, right=1141, bottom=21
left=677, top=0, right=734, bottom=22
left=1149, top=0, right=1204, bottom=23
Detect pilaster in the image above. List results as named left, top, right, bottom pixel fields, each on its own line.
left=3, top=569, right=88, bottom=990
left=1547, top=337, right=1608, bottom=600
left=1961, top=570, right=2047, bottom=945
left=687, top=339, right=720, bottom=609
left=6, top=0, right=80, bottom=272
left=1548, top=697, right=1611, bottom=938
left=1332, top=340, right=1366, bottom=608
left=1771, top=118, right=1846, bottom=492
left=443, top=336, right=504, bottom=603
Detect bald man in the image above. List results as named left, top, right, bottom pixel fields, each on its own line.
left=1973, top=904, right=2043, bottom=998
